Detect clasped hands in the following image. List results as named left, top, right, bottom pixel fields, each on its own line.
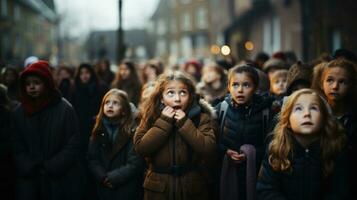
left=161, top=106, right=186, bottom=121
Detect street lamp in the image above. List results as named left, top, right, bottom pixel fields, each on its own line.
left=117, top=0, right=125, bottom=63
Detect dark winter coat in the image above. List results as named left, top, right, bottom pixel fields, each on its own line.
left=70, top=80, right=107, bottom=152
left=13, top=96, right=85, bottom=200
left=216, top=94, right=273, bottom=199
left=256, top=136, right=348, bottom=200
left=337, top=110, right=357, bottom=198
left=88, top=119, right=145, bottom=200
left=13, top=61, right=84, bottom=200
left=134, top=100, right=217, bottom=200
left=0, top=106, right=15, bottom=199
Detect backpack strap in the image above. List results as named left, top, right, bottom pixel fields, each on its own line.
left=262, top=107, right=270, bottom=143
left=219, top=101, right=229, bottom=135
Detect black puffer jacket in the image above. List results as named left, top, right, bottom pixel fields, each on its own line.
left=216, top=94, right=273, bottom=162
left=257, top=136, right=348, bottom=200
left=216, top=94, right=273, bottom=199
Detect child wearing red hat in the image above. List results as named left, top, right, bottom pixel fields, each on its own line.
left=13, top=61, right=84, bottom=200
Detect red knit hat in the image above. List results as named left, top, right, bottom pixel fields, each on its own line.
left=19, top=60, right=58, bottom=115
left=20, top=60, right=54, bottom=88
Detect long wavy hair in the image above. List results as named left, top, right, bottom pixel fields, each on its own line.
left=138, top=70, right=197, bottom=129
left=315, top=59, right=356, bottom=103
left=111, top=60, right=141, bottom=89
left=268, top=89, right=346, bottom=178
left=91, top=89, right=132, bottom=140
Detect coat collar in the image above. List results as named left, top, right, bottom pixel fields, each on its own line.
left=96, top=122, right=131, bottom=160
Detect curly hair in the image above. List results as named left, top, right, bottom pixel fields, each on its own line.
left=268, top=89, right=346, bottom=177
left=138, top=70, right=197, bottom=128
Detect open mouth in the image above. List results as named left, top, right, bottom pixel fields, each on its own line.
left=173, top=106, right=182, bottom=110
left=236, top=96, right=245, bottom=100
left=301, top=122, right=313, bottom=126
left=329, top=93, right=339, bottom=97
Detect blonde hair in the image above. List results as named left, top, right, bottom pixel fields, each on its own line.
left=92, top=89, right=132, bottom=140
left=268, top=89, right=346, bottom=177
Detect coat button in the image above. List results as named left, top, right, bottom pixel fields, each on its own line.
left=102, top=144, right=106, bottom=147
left=101, top=133, right=105, bottom=136
left=305, top=149, right=309, bottom=153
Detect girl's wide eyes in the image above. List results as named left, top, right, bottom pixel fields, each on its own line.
left=231, top=82, right=251, bottom=88
left=294, top=106, right=302, bottom=111
left=165, top=90, right=188, bottom=97
left=105, top=100, right=119, bottom=105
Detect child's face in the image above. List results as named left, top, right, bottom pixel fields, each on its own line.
left=104, top=94, right=122, bottom=118
left=228, top=72, right=255, bottom=105
left=322, top=67, right=350, bottom=102
left=271, top=76, right=287, bottom=95
left=25, top=75, right=45, bottom=98
left=289, top=94, right=322, bottom=135
left=161, top=80, right=190, bottom=111
left=119, top=64, right=130, bottom=80
left=79, top=68, right=91, bottom=84
left=186, top=64, right=197, bottom=76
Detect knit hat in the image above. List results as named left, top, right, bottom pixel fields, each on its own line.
left=286, top=61, right=312, bottom=95
left=20, top=60, right=59, bottom=115
left=262, top=58, right=286, bottom=73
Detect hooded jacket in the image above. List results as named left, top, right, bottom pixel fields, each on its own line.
left=134, top=99, right=217, bottom=200
left=13, top=61, right=84, bottom=200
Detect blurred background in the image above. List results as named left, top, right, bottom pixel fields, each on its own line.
left=0, top=0, right=356, bottom=67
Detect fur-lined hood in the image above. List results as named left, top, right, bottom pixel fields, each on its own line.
left=187, top=98, right=216, bottom=119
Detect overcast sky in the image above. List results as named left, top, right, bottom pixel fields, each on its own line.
left=54, top=0, right=159, bottom=37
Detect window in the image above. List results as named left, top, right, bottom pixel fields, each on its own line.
left=157, top=19, right=166, bottom=35
left=156, top=39, right=166, bottom=56
left=14, top=4, right=21, bottom=20
left=1, top=0, right=8, bottom=16
left=171, top=17, right=177, bottom=33
left=196, top=7, right=207, bottom=29
left=272, top=16, right=281, bottom=52
left=180, top=35, right=192, bottom=59
left=262, top=16, right=281, bottom=54
left=181, top=12, right=191, bottom=31
left=332, top=30, right=341, bottom=52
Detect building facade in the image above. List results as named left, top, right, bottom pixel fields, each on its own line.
left=0, top=0, right=58, bottom=66
left=225, top=0, right=357, bottom=61
left=148, top=0, right=229, bottom=65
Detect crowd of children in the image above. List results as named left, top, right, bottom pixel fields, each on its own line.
left=0, top=48, right=356, bottom=200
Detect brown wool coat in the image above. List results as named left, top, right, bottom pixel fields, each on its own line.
left=134, top=101, right=217, bottom=200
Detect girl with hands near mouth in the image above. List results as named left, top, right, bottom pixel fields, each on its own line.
left=134, top=71, right=217, bottom=200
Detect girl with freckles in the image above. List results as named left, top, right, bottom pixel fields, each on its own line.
left=134, top=71, right=217, bottom=200
left=256, top=89, right=348, bottom=200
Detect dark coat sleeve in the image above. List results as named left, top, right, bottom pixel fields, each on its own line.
left=13, top=110, right=40, bottom=177
left=87, top=139, right=107, bottom=182
left=324, top=150, right=349, bottom=200
left=43, top=104, right=82, bottom=177
left=106, top=142, right=145, bottom=186
left=256, top=155, right=287, bottom=200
